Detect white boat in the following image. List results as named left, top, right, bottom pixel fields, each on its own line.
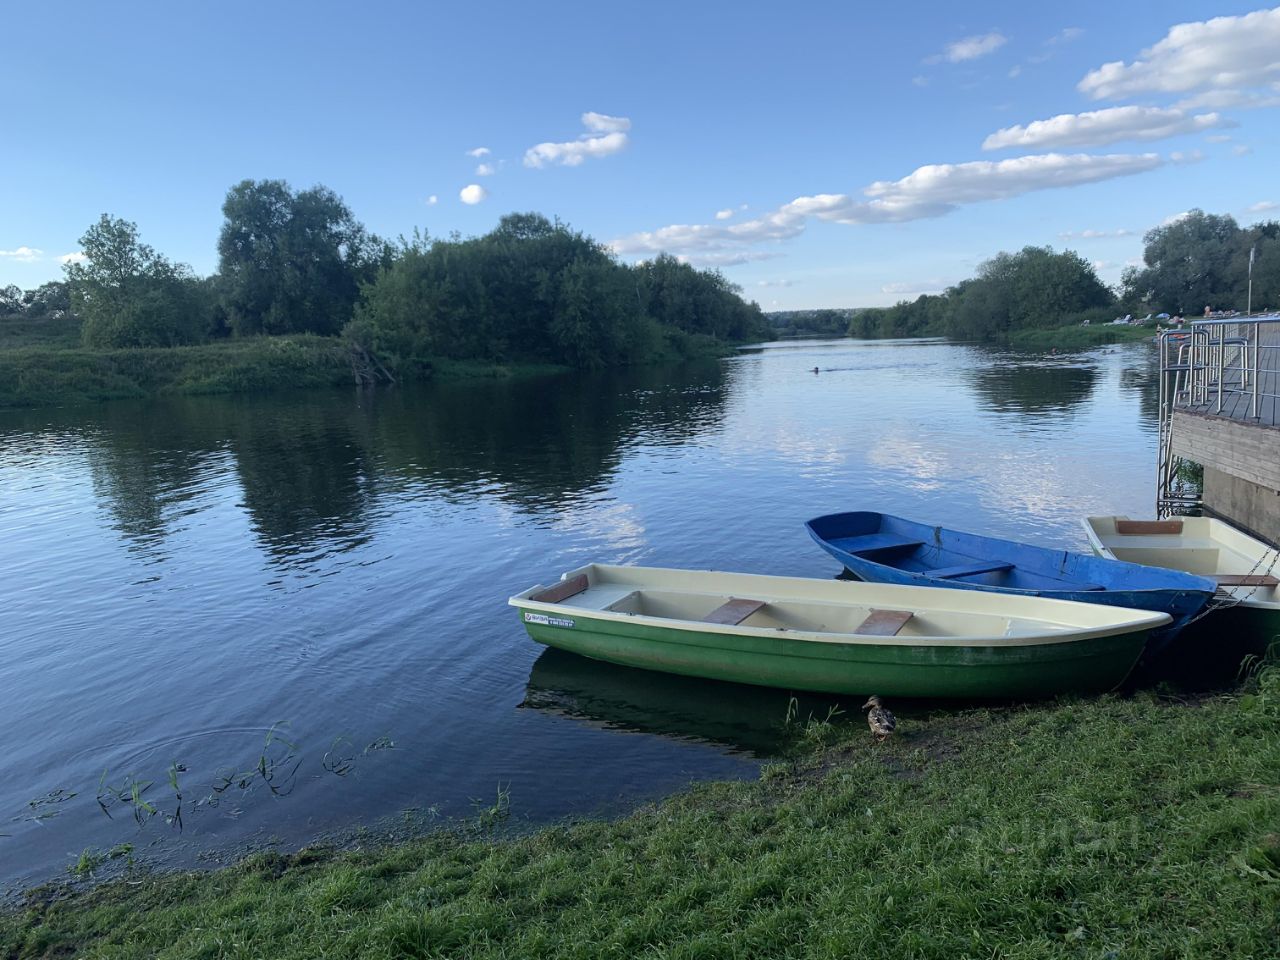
left=510, top=564, right=1171, bottom=699
left=1081, top=516, right=1280, bottom=646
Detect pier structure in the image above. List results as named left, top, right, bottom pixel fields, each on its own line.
left=1158, top=316, right=1280, bottom=543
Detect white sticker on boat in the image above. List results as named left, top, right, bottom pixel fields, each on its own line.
left=524, top=612, right=575, bottom=628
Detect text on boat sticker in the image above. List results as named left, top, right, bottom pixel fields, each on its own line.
left=525, top=612, right=575, bottom=628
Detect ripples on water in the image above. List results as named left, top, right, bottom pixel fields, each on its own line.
left=0, top=339, right=1159, bottom=889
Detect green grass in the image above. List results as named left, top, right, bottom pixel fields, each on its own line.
left=0, top=336, right=359, bottom=408
left=1006, top=324, right=1156, bottom=350
left=0, top=327, right=738, bottom=408
left=0, top=313, right=83, bottom=350
left=4, top=676, right=1278, bottom=959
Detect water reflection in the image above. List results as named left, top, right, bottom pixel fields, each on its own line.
left=523, top=647, right=854, bottom=756
left=965, top=350, right=1100, bottom=415
left=0, top=339, right=1165, bottom=889
left=366, top=361, right=728, bottom=510
left=4, top=361, right=731, bottom=563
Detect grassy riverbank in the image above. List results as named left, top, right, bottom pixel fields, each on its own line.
left=5, top=675, right=1278, bottom=959
left=0, top=336, right=361, bottom=408
left=1006, top=324, right=1155, bottom=350
left=0, top=329, right=734, bottom=409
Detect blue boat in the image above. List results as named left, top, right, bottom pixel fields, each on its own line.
left=805, top=511, right=1216, bottom=648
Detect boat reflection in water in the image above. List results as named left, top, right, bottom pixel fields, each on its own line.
left=521, top=647, right=859, bottom=758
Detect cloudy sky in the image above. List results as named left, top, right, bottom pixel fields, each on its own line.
left=3, top=1, right=1279, bottom=309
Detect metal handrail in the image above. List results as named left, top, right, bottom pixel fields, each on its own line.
left=1155, top=314, right=1280, bottom=517
left=1189, top=315, right=1280, bottom=419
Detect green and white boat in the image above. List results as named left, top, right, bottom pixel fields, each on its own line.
left=1083, top=515, right=1280, bottom=650
left=510, top=564, right=1170, bottom=699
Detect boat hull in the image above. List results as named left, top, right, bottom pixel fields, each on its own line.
left=1082, top=515, right=1280, bottom=653
left=515, top=606, right=1151, bottom=699
left=806, top=511, right=1215, bottom=649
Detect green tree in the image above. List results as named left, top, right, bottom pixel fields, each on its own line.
left=1125, top=209, right=1241, bottom=314
left=1230, top=220, right=1280, bottom=313
left=65, top=215, right=203, bottom=348
left=0, top=284, right=22, bottom=316
left=351, top=215, right=763, bottom=370
left=217, top=179, right=387, bottom=337
left=22, top=280, right=72, bottom=317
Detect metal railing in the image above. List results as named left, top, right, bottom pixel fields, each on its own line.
left=1155, top=314, right=1280, bottom=517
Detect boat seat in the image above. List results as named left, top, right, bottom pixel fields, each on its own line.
left=1114, top=519, right=1183, bottom=535
left=927, top=561, right=1014, bottom=580
left=703, top=597, right=767, bottom=626
left=856, top=609, right=913, bottom=636
left=1215, top=574, right=1279, bottom=587
left=830, top=533, right=925, bottom=555
left=530, top=574, right=589, bottom=604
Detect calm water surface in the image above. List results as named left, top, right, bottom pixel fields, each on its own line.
left=0, top=338, right=1159, bottom=889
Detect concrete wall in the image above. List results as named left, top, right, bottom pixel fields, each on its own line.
left=1202, top=467, right=1280, bottom=546
left=1171, top=410, right=1280, bottom=544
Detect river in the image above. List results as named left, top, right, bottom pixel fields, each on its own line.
left=0, top=337, right=1159, bottom=890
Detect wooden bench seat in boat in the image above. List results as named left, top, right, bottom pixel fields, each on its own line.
left=702, top=597, right=767, bottom=625
left=829, top=532, right=925, bottom=555
left=927, top=560, right=1014, bottom=580
left=530, top=574, right=589, bottom=604
left=855, top=608, right=913, bottom=636
left=1215, top=573, right=1279, bottom=587
left=1115, top=519, right=1184, bottom=535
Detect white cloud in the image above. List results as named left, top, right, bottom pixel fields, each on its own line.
left=525, top=130, right=628, bottom=168
left=912, top=75, right=929, bottom=88
left=1246, top=200, right=1278, bottom=213
left=1205, top=133, right=1233, bottom=143
left=1047, top=27, right=1084, bottom=45
left=425, top=195, right=439, bottom=206
left=0, top=246, right=42, bottom=262
left=524, top=113, right=631, bottom=168
left=475, top=162, right=496, bottom=176
left=57, top=251, right=87, bottom=264
left=714, top=208, right=734, bottom=220
left=673, top=251, right=783, bottom=268
left=1008, top=65, right=1022, bottom=79
left=581, top=111, right=631, bottom=133
left=983, top=106, right=1231, bottom=150
left=881, top=279, right=950, bottom=295
left=757, top=279, right=796, bottom=287
left=1079, top=8, right=1280, bottom=101
left=1169, top=149, right=1205, bottom=164
left=1233, top=144, right=1253, bottom=156
left=617, top=214, right=806, bottom=258
left=805, top=153, right=1162, bottom=223
left=466, top=147, right=491, bottom=158
left=932, top=32, right=1007, bottom=64
left=1160, top=211, right=1191, bottom=227
left=1091, top=259, right=1115, bottom=272
left=1175, top=87, right=1280, bottom=111
left=613, top=153, right=1162, bottom=260
left=1058, top=228, right=1134, bottom=240
left=459, top=184, right=488, bottom=204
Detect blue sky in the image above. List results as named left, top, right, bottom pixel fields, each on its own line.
left=3, top=1, right=1279, bottom=309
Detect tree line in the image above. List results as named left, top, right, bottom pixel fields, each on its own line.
left=0, top=181, right=769, bottom=370
left=847, top=209, right=1280, bottom=340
